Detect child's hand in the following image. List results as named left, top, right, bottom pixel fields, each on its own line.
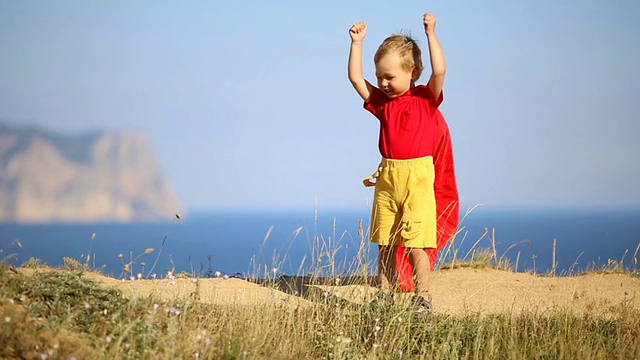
left=423, top=12, right=437, bottom=35
left=349, top=22, right=368, bottom=43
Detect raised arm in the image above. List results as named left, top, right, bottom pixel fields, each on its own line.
left=348, top=21, right=372, bottom=102
left=424, top=13, right=446, bottom=99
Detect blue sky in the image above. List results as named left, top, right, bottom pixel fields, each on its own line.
left=1, top=1, right=639, bottom=213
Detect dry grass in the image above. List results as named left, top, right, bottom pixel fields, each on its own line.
left=1, top=208, right=639, bottom=359
left=1, top=264, right=639, bottom=359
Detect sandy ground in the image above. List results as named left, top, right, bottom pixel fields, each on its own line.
left=314, top=269, right=640, bottom=316
left=17, top=267, right=639, bottom=317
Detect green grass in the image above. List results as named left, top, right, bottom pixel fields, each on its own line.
left=1, top=208, right=639, bottom=359
left=1, top=262, right=639, bottom=359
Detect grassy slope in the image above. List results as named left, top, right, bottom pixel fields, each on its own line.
left=1, top=262, right=639, bottom=360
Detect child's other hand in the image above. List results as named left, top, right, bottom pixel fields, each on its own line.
left=423, top=12, right=437, bottom=35
left=349, top=22, right=368, bottom=43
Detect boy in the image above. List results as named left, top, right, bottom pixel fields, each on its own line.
left=348, top=12, right=458, bottom=314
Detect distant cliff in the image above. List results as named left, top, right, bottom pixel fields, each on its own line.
left=0, top=122, right=182, bottom=223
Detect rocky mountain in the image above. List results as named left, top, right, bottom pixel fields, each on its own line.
left=0, top=122, right=182, bottom=223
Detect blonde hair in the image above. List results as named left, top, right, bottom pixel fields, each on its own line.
left=374, top=34, right=423, bottom=80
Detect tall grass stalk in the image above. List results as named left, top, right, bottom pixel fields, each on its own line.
left=83, top=232, right=96, bottom=268
left=550, top=238, right=557, bottom=276
left=146, top=213, right=180, bottom=278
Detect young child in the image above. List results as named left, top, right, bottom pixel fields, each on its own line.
left=348, top=12, right=459, bottom=314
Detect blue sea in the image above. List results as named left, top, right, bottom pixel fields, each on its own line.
left=1, top=208, right=639, bottom=279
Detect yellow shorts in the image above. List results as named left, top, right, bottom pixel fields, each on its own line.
left=364, top=156, right=437, bottom=248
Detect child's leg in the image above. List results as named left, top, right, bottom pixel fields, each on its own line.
left=378, top=245, right=397, bottom=292
left=408, top=247, right=431, bottom=298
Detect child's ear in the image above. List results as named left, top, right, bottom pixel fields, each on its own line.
left=411, top=67, right=421, bottom=81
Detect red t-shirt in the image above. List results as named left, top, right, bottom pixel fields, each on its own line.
left=364, top=85, right=443, bottom=159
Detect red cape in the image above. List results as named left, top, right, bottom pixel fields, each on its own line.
left=395, top=110, right=459, bottom=292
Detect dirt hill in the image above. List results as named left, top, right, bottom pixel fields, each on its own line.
left=20, top=267, right=638, bottom=317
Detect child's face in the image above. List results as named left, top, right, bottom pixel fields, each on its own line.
left=375, top=52, right=414, bottom=99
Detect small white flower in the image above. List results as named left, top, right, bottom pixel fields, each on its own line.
left=169, top=307, right=181, bottom=315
